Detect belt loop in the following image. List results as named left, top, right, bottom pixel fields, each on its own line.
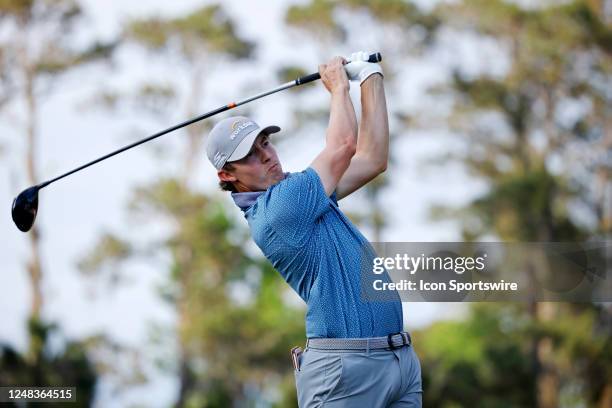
left=366, top=338, right=370, bottom=355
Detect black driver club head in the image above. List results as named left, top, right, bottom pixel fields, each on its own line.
left=12, top=186, right=40, bottom=232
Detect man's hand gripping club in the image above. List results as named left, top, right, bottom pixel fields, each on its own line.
left=344, top=51, right=384, bottom=85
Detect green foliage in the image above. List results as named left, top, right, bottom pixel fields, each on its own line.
left=285, top=0, right=344, bottom=40
left=0, top=0, right=34, bottom=18
left=77, top=232, right=131, bottom=288
left=83, top=83, right=177, bottom=117
left=128, top=179, right=248, bottom=277
left=466, top=167, right=585, bottom=240
left=440, top=0, right=611, bottom=92
left=127, top=18, right=169, bottom=49
left=0, top=0, right=80, bottom=22
left=276, top=65, right=315, bottom=88
left=343, top=0, right=416, bottom=21
left=433, top=0, right=609, bottom=240
left=285, top=0, right=440, bottom=44
left=135, top=83, right=177, bottom=114
left=188, top=262, right=305, bottom=393
left=417, top=303, right=612, bottom=407
left=0, top=0, right=116, bottom=84
left=0, top=318, right=97, bottom=407
left=174, top=6, right=253, bottom=57
left=426, top=1, right=612, bottom=406
left=126, top=4, right=254, bottom=60
left=342, top=0, right=440, bottom=33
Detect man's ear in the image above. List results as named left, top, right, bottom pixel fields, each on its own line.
left=218, top=169, right=237, bottom=183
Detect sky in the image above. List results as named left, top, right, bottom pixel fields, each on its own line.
left=0, top=0, right=502, bottom=406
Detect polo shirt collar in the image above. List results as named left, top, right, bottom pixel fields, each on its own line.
left=231, top=172, right=291, bottom=212
left=231, top=191, right=263, bottom=212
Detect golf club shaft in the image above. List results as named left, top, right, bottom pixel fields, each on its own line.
left=38, top=95, right=266, bottom=189
left=38, top=52, right=382, bottom=190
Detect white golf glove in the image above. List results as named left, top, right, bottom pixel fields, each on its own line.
left=344, top=51, right=383, bottom=85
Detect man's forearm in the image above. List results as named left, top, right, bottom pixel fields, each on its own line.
left=327, top=86, right=358, bottom=149
left=356, top=74, right=389, bottom=169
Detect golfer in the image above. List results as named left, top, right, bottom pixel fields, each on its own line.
left=206, top=52, right=422, bottom=407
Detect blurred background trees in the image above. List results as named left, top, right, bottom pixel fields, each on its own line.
left=1, top=0, right=610, bottom=407
left=424, top=1, right=611, bottom=407
left=77, top=4, right=305, bottom=407
left=0, top=0, right=113, bottom=402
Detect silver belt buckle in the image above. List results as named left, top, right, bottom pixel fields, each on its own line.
left=387, top=332, right=408, bottom=349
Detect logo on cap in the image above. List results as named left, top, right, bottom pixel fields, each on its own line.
left=230, top=120, right=256, bottom=140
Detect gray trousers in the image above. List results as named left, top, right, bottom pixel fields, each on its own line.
left=294, top=345, right=422, bottom=407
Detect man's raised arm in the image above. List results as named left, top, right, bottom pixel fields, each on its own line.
left=311, top=56, right=358, bottom=196
left=336, top=52, right=388, bottom=200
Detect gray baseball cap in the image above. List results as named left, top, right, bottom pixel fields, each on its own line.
left=206, top=116, right=280, bottom=170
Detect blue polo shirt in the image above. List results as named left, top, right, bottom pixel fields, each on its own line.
left=232, top=167, right=403, bottom=338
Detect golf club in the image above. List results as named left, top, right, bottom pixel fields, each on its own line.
left=11, top=52, right=382, bottom=232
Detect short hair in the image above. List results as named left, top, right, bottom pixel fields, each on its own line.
left=219, top=162, right=238, bottom=193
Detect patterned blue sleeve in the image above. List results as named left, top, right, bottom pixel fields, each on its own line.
left=265, top=167, right=331, bottom=246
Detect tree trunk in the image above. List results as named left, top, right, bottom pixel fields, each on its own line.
left=173, top=70, right=203, bottom=403
left=175, top=344, right=195, bottom=408
left=532, top=266, right=559, bottom=408
left=595, top=116, right=611, bottom=234
left=535, top=303, right=558, bottom=408
left=176, top=268, right=195, bottom=408
left=25, top=66, right=44, bottom=323
left=175, top=259, right=194, bottom=407
left=25, top=63, right=46, bottom=370
left=182, top=62, right=204, bottom=186
left=599, top=383, right=612, bottom=408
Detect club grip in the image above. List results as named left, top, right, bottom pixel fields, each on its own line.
left=295, top=52, right=382, bottom=86
left=295, top=72, right=321, bottom=85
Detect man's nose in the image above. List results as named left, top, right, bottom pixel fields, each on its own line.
left=257, top=147, right=272, bottom=162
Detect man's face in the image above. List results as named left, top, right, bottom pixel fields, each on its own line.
left=218, top=133, right=284, bottom=192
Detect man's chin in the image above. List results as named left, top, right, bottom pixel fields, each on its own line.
left=274, top=168, right=286, bottom=182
